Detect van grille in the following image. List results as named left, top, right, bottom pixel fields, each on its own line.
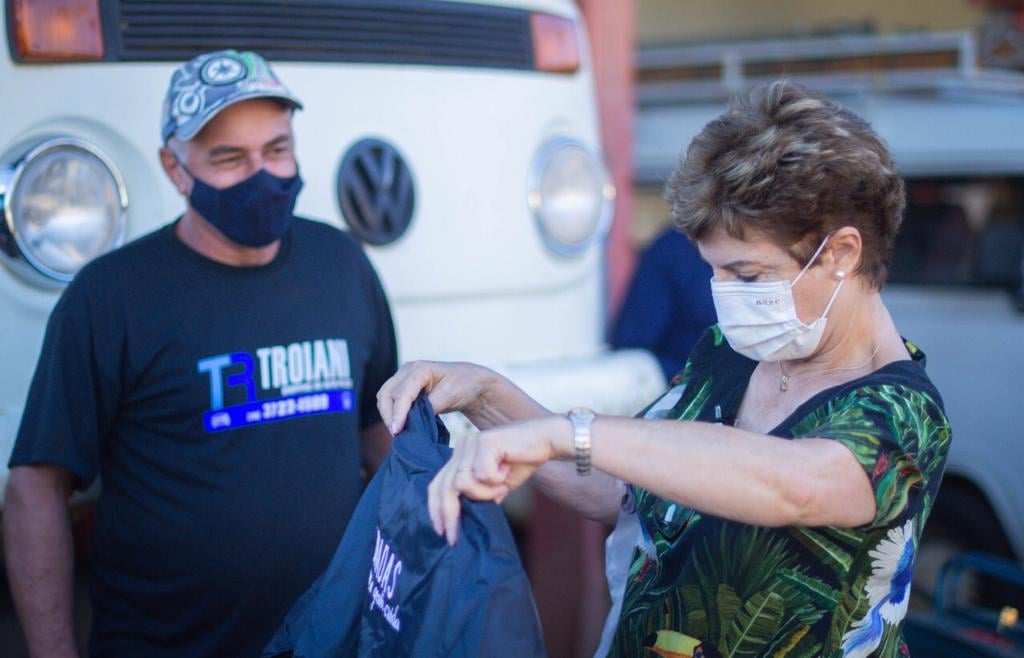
left=112, top=0, right=534, bottom=70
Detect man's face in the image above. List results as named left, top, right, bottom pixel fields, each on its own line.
left=172, top=98, right=296, bottom=191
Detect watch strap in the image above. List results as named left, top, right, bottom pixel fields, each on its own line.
left=568, top=407, right=595, bottom=476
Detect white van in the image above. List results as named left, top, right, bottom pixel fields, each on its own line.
left=0, top=0, right=664, bottom=502
left=634, top=30, right=1024, bottom=605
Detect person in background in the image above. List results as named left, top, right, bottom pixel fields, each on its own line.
left=379, top=81, right=951, bottom=658
left=4, top=50, right=397, bottom=657
left=610, top=227, right=716, bottom=381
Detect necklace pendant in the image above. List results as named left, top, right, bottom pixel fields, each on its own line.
left=780, top=374, right=790, bottom=392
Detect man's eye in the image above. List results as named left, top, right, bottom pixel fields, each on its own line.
left=737, top=274, right=759, bottom=283
left=212, top=156, right=243, bottom=168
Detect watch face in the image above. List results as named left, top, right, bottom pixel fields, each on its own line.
left=569, top=408, right=594, bottom=439
left=570, top=407, right=595, bottom=421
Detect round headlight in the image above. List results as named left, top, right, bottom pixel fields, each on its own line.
left=1, top=138, right=128, bottom=285
left=527, top=137, right=615, bottom=257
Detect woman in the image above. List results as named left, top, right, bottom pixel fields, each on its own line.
left=377, top=82, right=951, bottom=658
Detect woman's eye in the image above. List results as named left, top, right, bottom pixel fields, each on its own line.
left=737, top=274, right=759, bottom=283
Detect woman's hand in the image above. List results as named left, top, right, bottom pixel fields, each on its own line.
left=376, top=361, right=494, bottom=435
left=427, top=415, right=573, bottom=545
left=377, top=361, right=550, bottom=435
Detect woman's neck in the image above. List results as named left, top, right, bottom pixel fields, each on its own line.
left=783, top=290, right=898, bottom=379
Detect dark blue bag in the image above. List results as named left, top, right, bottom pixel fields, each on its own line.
left=263, top=396, right=546, bottom=658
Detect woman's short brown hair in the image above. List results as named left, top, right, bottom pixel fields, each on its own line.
left=664, top=80, right=905, bottom=289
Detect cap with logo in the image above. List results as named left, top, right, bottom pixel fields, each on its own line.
left=161, top=49, right=303, bottom=143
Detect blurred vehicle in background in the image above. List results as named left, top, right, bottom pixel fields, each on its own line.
left=633, top=28, right=1024, bottom=607
left=903, top=552, right=1024, bottom=656
left=0, top=0, right=664, bottom=521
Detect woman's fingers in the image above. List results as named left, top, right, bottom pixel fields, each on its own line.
left=375, top=388, right=395, bottom=433
left=439, top=437, right=477, bottom=545
left=377, top=362, right=433, bottom=435
left=378, top=360, right=495, bottom=437
left=426, top=466, right=445, bottom=537
left=469, top=434, right=507, bottom=485
left=427, top=435, right=515, bottom=546
left=427, top=417, right=565, bottom=546
left=385, top=366, right=428, bottom=434
left=440, top=465, right=462, bottom=546
left=428, top=446, right=473, bottom=545
left=375, top=373, right=402, bottom=433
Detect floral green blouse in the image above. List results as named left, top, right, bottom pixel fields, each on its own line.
left=608, top=326, right=951, bottom=658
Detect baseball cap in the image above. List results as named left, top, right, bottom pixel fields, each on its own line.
left=161, top=50, right=303, bottom=143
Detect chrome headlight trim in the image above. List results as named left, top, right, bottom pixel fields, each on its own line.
left=0, top=137, right=129, bottom=286
left=527, top=136, right=615, bottom=258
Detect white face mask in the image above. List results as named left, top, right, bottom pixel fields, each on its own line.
left=710, top=234, right=844, bottom=362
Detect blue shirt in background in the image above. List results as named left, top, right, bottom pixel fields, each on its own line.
left=611, top=229, right=717, bottom=380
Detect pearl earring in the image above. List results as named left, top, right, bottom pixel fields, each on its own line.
left=835, top=270, right=846, bottom=280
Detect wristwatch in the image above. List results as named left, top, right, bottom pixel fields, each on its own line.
left=567, top=407, right=596, bottom=476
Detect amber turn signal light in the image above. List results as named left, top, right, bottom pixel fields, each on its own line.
left=11, top=0, right=104, bottom=62
left=531, top=12, right=580, bottom=74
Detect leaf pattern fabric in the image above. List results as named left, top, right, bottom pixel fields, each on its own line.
left=607, top=326, right=951, bottom=658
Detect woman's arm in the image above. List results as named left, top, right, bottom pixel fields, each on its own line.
left=529, top=462, right=623, bottom=525
left=588, top=416, right=876, bottom=528
left=429, top=414, right=877, bottom=543
left=377, top=362, right=624, bottom=536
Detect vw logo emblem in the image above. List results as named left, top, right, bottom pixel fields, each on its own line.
left=336, top=138, right=415, bottom=246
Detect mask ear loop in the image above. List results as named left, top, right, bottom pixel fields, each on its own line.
left=790, top=231, right=837, bottom=288
left=818, top=276, right=845, bottom=319
left=790, top=231, right=844, bottom=321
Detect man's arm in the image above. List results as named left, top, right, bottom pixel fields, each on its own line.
left=360, top=421, right=394, bottom=477
left=3, top=465, right=79, bottom=658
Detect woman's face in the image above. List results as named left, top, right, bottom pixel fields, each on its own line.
left=697, top=224, right=841, bottom=326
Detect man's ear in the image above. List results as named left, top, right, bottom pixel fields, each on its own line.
left=158, top=146, right=192, bottom=197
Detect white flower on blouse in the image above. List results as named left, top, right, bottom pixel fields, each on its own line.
left=842, top=519, right=915, bottom=658
left=866, top=520, right=915, bottom=622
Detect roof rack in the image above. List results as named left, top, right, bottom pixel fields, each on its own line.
left=636, top=30, right=1024, bottom=105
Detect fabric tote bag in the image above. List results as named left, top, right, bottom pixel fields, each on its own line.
left=263, top=395, right=546, bottom=658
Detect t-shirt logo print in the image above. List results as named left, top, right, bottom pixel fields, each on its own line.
left=197, top=338, right=355, bottom=432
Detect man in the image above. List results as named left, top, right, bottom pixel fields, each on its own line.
left=4, top=50, right=397, bottom=657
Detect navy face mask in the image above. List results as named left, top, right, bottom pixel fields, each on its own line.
left=187, top=166, right=303, bottom=248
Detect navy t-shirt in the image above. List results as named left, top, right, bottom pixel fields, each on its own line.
left=9, top=217, right=398, bottom=657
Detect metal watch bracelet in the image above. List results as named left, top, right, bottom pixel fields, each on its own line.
left=567, top=407, right=596, bottom=476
